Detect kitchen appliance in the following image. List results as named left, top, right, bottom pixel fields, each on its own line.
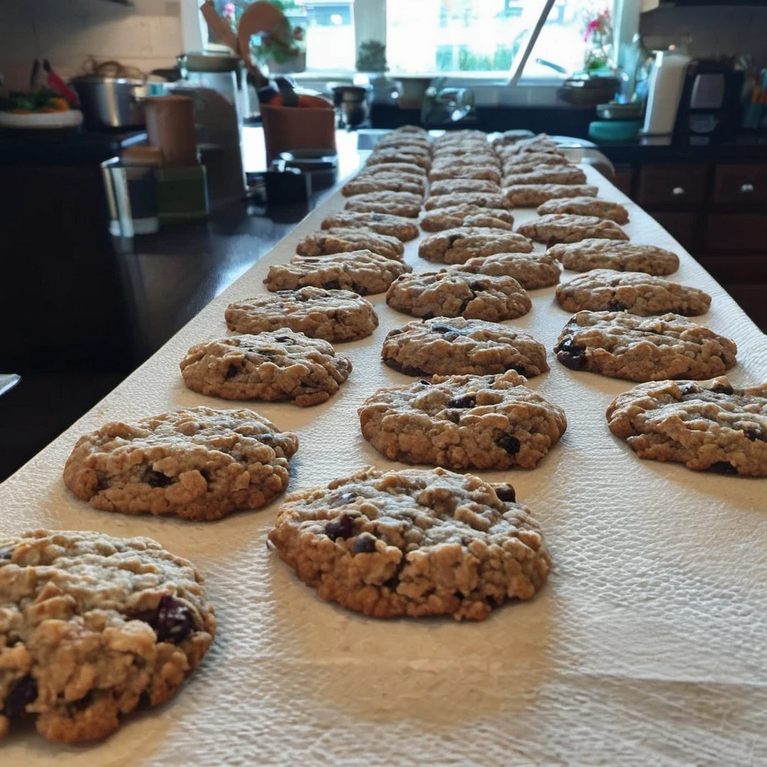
left=71, top=75, right=146, bottom=129
left=674, top=59, right=744, bottom=145
left=641, top=51, right=690, bottom=145
left=331, top=85, right=371, bottom=129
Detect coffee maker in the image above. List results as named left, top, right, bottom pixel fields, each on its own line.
left=674, top=59, right=744, bottom=145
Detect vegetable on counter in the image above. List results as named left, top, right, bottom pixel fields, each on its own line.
left=0, top=87, right=73, bottom=114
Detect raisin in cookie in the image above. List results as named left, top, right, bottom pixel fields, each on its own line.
left=554, top=311, right=737, bottom=381
left=549, top=239, right=680, bottom=276
left=503, top=184, right=599, bottom=207
left=346, top=191, right=423, bottom=218
left=386, top=269, right=532, bottom=322
left=342, top=174, right=426, bottom=197
left=267, top=465, right=551, bottom=621
left=180, top=331, right=352, bottom=406
left=63, top=406, right=299, bottom=520
left=382, top=317, right=549, bottom=377
left=420, top=205, right=514, bottom=232
left=424, top=191, right=506, bottom=211
left=419, top=227, right=533, bottom=264
left=0, top=530, right=216, bottom=743
left=428, top=178, right=501, bottom=197
left=517, top=214, right=628, bottom=245
left=225, top=287, right=378, bottom=342
left=264, top=250, right=412, bottom=295
left=537, top=196, right=630, bottom=224
left=504, top=166, right=587, bottom=186
left=606, top=377, right=767, bottom=477
left=556, top=270, right=711, bottom=316
left=320, top=211, right=419, bottom=242
left=296, top=228, right=404, bottom=260
left=461, top=251, right=561, bottom=290
left=359, top=371, right=566, bottom=470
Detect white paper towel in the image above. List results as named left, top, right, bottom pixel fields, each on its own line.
left=1, top=166, right=766, bottom=766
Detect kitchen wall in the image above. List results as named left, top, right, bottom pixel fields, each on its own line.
left=640, top=5, right=767, bottom=67
left=0, top=0, right=182, bottom=90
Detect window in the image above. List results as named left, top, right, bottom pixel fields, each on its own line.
left=386, top=0, right=614, bottom=77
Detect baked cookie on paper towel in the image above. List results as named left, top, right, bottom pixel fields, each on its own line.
left=555, top=270, right=710, bottom=316
left=386, top=269, right=532, bottom=322
left=180, top=330, right=352, bottom=406
left=606, top=377, right=767, bottom=477
left=264, top=250, right=412, bottom=295
left=381, top=316, right=549, bottom=378
left=64, top=406, right=299, bottom=520
left=418, top=227, right=533, bottom=265
left=548, top=239, right=680, bottom=276
left=420, top=204, right=514, bottom=233
left=345, top=190, right=423, bottom=218
left=296, top=228, right=404, bottom=260
left=460, top=251, right=562, bottom=290
left=0, top=530, right=216, bottom=743
left=536, top=196, right=630, bottom=224
left=517, top=214, right=628, bottom=245
left=268, top=465, right=551, bottom=620
left=554, top=311, right=737, bottom=382
left=359, top=371, right=566, bottom=471
left=503, top=183, right=599, bottom=208
left=320, top=210, right=419, bottom=242
left=225, top=287, right=379, bottom=342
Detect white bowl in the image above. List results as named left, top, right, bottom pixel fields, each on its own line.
left=0, top=109, right=84, bottom=130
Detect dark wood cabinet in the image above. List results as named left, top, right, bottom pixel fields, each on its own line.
left=636, top=163, right=709, bottom=206
left=619, top=157, right=767, bottom=331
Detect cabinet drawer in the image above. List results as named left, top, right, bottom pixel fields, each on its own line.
left=613, top=166, right=634, bottom=198
left=712, top=163, right=767, bottom=205
left=648, top=211, right=698, bottom=252
left=636, top=163, right=709, bottom=206
left=703, top=214, right=767, bottom=252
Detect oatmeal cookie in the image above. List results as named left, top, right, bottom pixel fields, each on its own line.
left=420, top=205, right=514, bottom=232
left=63, top=407, right=299, bottom=520
left=555, top=270, right=711, bottom=316
left=503, top=184, right=599, bottom=207
left=554, top=311, right=737, bottom=381
left=606, top=377, right=767, bottom=477
left=549, top=239, right=680, bottom=276
left=320, top=211, right=419, bottom=242
left=225, top=287, right=378, bottom=342
left=419, top=227, right=533, bottom=264
left=179, top=331, right=352, bottom=406
left=0, top=530, right=216, bottom=743
left=429, top=165, right=502, bottom=184
left=424, top=192, right=507, bottom=212
left=358, top=161, right=427, bottom=179
left=296, top=228, right=404, bottom=260
left=503, top=166, right=587, bottom=186
left=365, top=150, right=431, bottom=171
left=428, top=178, right=501, bottom=197
left=517, top=214, right=628, bottom=245
left=345, top=191, right=423, bottom=218
left=342, top=173, right=426, bottom=197
left=267, top=465, right=551, bottom=620
left=537, top=196, right=630, bottom=224
left=386, top=269, right=532, bottom=322
left=264, top=250, right=412, bottom=295
left=359, top=371, right=566, bottom=470
left=461, top=251, right=562, bottom=290
left=382, top=317, right=549, bottom=377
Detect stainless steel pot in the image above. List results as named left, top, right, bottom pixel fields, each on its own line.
left=71, top=76, right=146, bottom=128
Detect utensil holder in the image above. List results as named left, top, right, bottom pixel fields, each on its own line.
left=260, top=103, right=336, bottom=164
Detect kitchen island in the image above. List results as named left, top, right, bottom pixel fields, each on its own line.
left=1, top=164, right=766, bottom=765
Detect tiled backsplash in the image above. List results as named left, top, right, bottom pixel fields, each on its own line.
left=0, top=0, right=182, bottom=90
left=640, top=6, right=767, bottom=66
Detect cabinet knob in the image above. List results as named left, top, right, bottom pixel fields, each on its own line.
left=672, top=186, right=686, bottom=197
left=740, top=183, right=755, bottom=195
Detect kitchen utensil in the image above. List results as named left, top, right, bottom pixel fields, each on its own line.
left=237, top=0, right=285, bottom=87
left=641, top=50, right=690, bottom=142
left=71, top=75, right=146, bottom=128
left=200, top=0, right=239, bottom=52
left=0, top=374, right=21, bottom=398
left=43, top=60, right=79, bottom=105
left=143, top=95, right=197, bottom=167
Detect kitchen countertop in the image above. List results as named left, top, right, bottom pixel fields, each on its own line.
left=2, top=165, right=767, bottom=765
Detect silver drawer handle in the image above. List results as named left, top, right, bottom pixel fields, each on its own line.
left=672, top=186, right=685, bottom=197
left=740, top=183, right=755, bottom=194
